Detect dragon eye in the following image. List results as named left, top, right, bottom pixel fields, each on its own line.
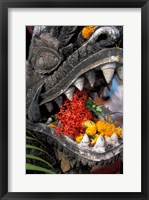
left=34, top=47, right=62, bottom=74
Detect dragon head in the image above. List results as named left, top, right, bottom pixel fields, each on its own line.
left=26, top=26, right=123, bottom=172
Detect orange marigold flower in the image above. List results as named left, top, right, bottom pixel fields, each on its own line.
left=83, top=120, right=97, bottom=136
left=75, top=134, right=84, bottom=143
left=82, top=26, right=96, bottom=39
left=115, top=128, right=123, bottom=138
left=49, top=123, right=56, bottom=128
left=91, top=134, right=99, bottom=144
left=96, top=120, right=122, bottom=138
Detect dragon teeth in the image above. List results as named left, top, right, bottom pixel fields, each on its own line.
left=105, top=136, right=112, bottom=145
left=101, top=86, right=110, bottom=99
left=45, top=102, right=53, bottom=112
left=111, top=133, right=118, bottom=141
left=93, top=136, right=106, bottom=152
left=80, top=134, right=90, bottom=147
left=101, top=62, right=116, bottom=70
left=94, top=136, right=105, bottom=147
left=64, top=87, right=75, bottom=101
left=73, top=77, right=84, bottom=91
left=89, top=92, right=98, bottom=100
left=116, top=66, right=123, bottom=80
left=107, top=82, right=112, bottom=91
left=102, top=68, right=115, bottom=84
left=55, top=96, right=63, bottom=108
left=101, top=63, right=116, bottom=84
left=46, top=117, right=52, bottom=125
left=111, top=133, right=119, bottom=146
left=85, top=70, right=96, bottom=87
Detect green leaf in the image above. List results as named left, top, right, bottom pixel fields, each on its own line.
left=96, top=106, right=102, bottom=112
left=26, top=136, right=36, bottom=141
left=100, top=111, right=104, bottom=116
left=26, top=134, right=46, bottom=149
left=86, top=104, right=92, bottom=110
left=26, top=144, right=48, bottom=156
left=86, top=98, right=93, bottom=106
left=26, top=154, right=54, bottom=169
left=26, top=163, right=55, bottom=174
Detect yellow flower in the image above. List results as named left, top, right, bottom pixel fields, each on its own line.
left=75, top=134, right=84, bottom=143
left=82, top=26, right=96, bottom=39
left=83, top=120, right=97, bottom=136
left=96, top=120, right=122, bottom=138
left=115, top=128, right=123, bottom=138
left=91, top=134, right=99, bottom=145
left=96, top=120, right=105, bottom=132
left=49, top=123, right=56, bottom=128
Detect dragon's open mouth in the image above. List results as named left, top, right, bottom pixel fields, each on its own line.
left=27, top=61, right=123, bottom=167
left=26, top=26, right=123, bottom=168
left=41, top=60, right=123, bottom=118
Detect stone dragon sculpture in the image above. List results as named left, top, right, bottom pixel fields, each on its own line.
left=26, top=26, right=123, bottom=172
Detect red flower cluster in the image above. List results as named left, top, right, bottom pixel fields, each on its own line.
left=55, top=90, right=93, bottom=138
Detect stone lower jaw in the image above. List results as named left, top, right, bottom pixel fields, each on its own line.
left=26, top=117, right=123, bottom=167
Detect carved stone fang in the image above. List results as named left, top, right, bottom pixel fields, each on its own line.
left=101, top=86, right=110, bottom=99
left=89, top=92, right=98, bottom=100
left=111, top=133, right=119, bottom=147
left=95, top=136, right=105, bottom=147
left=116, top=65, right=123, bottom=80
left=107, top=83, right=112, bottom=91
left=101, top=63, right=116, bottom=84
left=73, top=77, right=84, bottom=91
left=85, top=70, right=96, bottom=87
left=102, top=68, right=115, bottom=84
left=105, top=136, right=112, bottom=145
left=93, top=136, right=106, bottom=153
left=46, top=117, right=52, bottom=125
left=64, top=87, right=75, bottom=101
left=45, top=102, right=53, bottom=112
left=54, top=96, right=63, bottom=108
left=79, top=134, right=90, bottom=148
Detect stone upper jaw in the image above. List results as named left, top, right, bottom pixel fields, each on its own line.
left=27, top=26, right=122, bottom=115
left=27, top=47, right=123, bottom=121
left=40, top=47, right=123, bottom=105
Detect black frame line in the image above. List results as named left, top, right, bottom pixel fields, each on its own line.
left=0, top=0, right=149, bottom=199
